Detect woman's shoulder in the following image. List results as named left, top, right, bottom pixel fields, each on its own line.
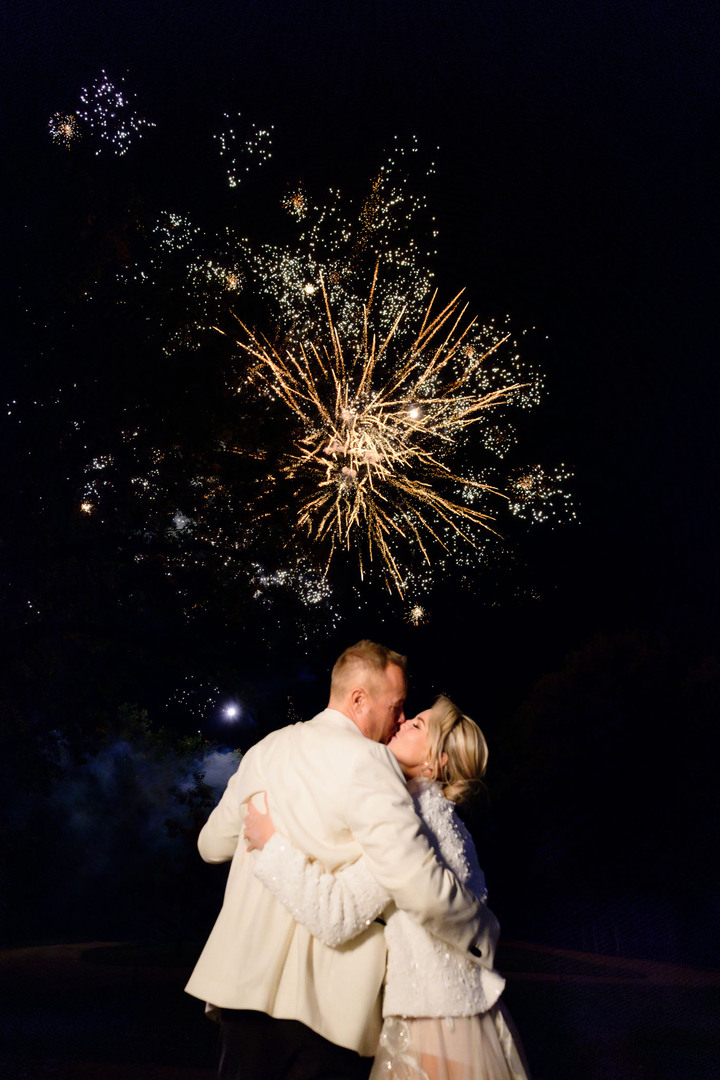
left=412, top=780, right=476, bottom=859
left=411, top=778, right=455, bottom=825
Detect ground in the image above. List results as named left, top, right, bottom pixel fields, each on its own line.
left=1, top=941, right=718, bottom=1079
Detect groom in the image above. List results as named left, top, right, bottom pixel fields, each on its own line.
left=186, top=640, right=494, bottom=1079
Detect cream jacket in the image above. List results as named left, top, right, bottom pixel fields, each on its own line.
left=185, top=709, right=492, bottom=1055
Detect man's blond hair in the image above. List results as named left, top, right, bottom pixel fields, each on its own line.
left=330, top=639, right=407, bottom=701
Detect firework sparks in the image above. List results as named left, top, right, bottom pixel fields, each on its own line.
left=246, top=139, right=439, bottom=353
left=224, top=265, right=525, bottom=595
left=151, top=212, right=200, bottom=252
left=215, top=114, right=273, bottom=187
left=49, top=112, right=81, bottom=149
left=508, top=464, right=577, bottom=524
left=64, top=123, right=564, bottom=628
left=78, top=70, right=155, bottom=156
left=114, top=208, right=247, bottom=355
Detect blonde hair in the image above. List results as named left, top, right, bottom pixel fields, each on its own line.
left=330, top=639, right=407, bottom=700
left=425, top=694, right=488, bottom=804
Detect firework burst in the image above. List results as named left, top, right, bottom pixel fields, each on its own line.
left=406, top=602, right=429, bottom=627
left=507, top=464, right=578, bottom=524
left=78, top=70, right=155, bottom=156
left=49, top=112, right=82, bottom=149
left=60, top=120, right=570, bottom=629
left=215, top=114, right=273, bottom=187
left=282, top=183, right=308, bottom=219
left=224, top=264, right=526, bottom=595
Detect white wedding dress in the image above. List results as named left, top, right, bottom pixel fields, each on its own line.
left=253, top=777, right=530, bottom=1080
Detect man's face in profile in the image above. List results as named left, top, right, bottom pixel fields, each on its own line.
left=364, top=663, right=407, bottom=743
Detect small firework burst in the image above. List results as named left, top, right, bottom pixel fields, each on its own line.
left=49, top=112, right=81, bottom=149
left=508, top=464, right=577, bottom=525
left=406, top=602, right=429, bottom=626
left=282, top=184, right=308, bottom=219
left=215, top=114, right=273, bottom=187
left=187, top=259, right=245, bottom=298
left=151, top=211, right=201, bottom=252
left=223, top=269, right=244, bottom=292
left=77, top=70, right=155, bottom=156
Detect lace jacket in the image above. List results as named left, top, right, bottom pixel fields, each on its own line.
left=254, top=778, right=506, bottom=1018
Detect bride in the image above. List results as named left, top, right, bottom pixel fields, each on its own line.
left=244, top=695, right=530, bottom=1080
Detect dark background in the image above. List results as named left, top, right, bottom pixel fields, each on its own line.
left=2, top=0, right=719, bottom=983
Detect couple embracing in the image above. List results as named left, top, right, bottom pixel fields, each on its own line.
left=186, top=640, right=529, bottom=1080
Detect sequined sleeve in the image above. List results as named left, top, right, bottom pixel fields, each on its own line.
left=253, top=833, right=390, bottom=947
left=413, top=781, right=488, bottom=903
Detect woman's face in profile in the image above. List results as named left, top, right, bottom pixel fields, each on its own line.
left=387, top=709, right=431, bottom=777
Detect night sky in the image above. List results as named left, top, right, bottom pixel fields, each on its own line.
left=2, top=1, right=719, bottom=963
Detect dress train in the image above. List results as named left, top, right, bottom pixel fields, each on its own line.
left=369, top=1002, right=530, bottom=1080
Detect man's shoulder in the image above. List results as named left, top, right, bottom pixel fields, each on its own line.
left=277, top=709, right=367, bottom=744
left=246, top=710, right=398, bottom=776
left=246, top=710, right=363, bottom=755
left=304, top=712, right=396, bottom=760
left=242, top=721, right=300, bottom=754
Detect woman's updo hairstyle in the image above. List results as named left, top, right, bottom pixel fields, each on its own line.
left=425, top=694, right=488, bottom=804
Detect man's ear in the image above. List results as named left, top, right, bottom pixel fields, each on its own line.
left=349, top=686, right=366, bottom=716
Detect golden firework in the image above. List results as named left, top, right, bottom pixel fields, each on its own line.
left=222, top=264, right=524, bottom=594
left=407, top=602, right=429, bottom=627
left=282, top=184, right=308, bottom=219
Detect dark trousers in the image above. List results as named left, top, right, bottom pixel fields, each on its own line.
left=219, top=1009, right=374, bottom=1080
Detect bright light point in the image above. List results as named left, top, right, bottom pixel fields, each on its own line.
left=303, top=283, right=316, bottom=295
left=222, top=702, right=243, bottom=723
left=80, top=501, right=94, bottom=514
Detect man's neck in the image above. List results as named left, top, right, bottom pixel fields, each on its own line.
left=327, top=701, right=363, bottom=733
left=328, top=700, right=352, bottom=721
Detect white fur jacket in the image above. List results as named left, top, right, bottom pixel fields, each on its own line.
left=253, top=778, right=506, bottom=1018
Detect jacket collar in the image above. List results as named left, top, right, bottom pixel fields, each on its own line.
left=316, top=707, right=364, bottom=736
